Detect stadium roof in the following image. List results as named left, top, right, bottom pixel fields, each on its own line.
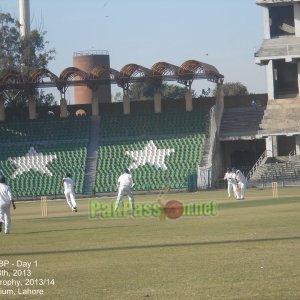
left=0, top=59, right=224, bottom=92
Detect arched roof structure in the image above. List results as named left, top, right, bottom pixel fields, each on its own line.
left=29, top=68, right=58, bottom=83
left=118, top=64, right=152, bottom=88
left=0, top=59, right=223, bottom=92
left=59, top=67, right=88, bottom=81
left=89, top=66, right=120, bottom=90
left=0, top=71, right=23, bottom=85
left=150, top=62, right=180, bottom=86
left=58, top=67, right=89, bottom=94
left=120, top=63, right=152, bottom=78
left=90, top=66, right=119, bottom=81
left=151, top=62, right=180, bottom=77
left=179, top=60, right=221, bottom=84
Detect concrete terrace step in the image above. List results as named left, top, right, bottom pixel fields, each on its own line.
left=262, top=36, right=300, bottom=45
left=277, top=155, right=300, bottom=163
left=83, top=116, right=101, bottom=194
left=261, top=120, right=300, bottom=127
left=263, top=111, right=300, bottom=118
left=259, top=98, right=300, bottom=133
left=266, top=103, right=300, bottom=110
left=258, top=128, right=300, bottom=135
left=256, top=36, right=300, bottom=58
left=220, top=107, right=265, bottom=138
left=269, top=98, right=300, bottom=104
left=249, top=155, right=300, bottom=182
left=222, top=112, right=263, bottom=120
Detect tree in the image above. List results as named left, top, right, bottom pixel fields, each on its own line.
left=38, top=90, right=56, bottom=106
left=128, top=82, right=197, bottom=100
left=212, top=82, right=249, bottom=97
left=161, top=83, right=190, bottom=99
left=112, top=91, right=123, bottom=102
left=0, top=12, right=21, bottom=70
left=0, top=11, right=56, bottom=107
left=129, top=83, right=155, bottom=100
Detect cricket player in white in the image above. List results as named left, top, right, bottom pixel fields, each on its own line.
left=224, top=168, right=233, bottom=198
left=114, top=168, right=135, bottom=212
left=231, top=170, right=239, bottom=199
left=235, top=169, right=246, bottom=200
left=61, top=173, right=77, bottom=212
left=0, top=175, right=16, bottom=234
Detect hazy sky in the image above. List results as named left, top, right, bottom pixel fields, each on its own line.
left=1, top=0, right=266, bottom=99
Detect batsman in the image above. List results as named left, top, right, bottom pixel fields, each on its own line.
left=235, top=169, right=246, bottom=200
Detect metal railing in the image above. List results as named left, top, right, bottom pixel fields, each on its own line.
left=73, top=50, right=109, bottom=56
left=289, top=148, right=296, bottom=160
left=246, top=150, right=271, bottom=181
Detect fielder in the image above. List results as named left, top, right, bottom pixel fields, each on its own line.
left=114, top=168, right=135, bottom=212
left=224, top=168, right=233, bottom=198
left=235, top=169, right=246, bottom=200
left=61, top=173, right=77, bottom=212
left=0, top=175, right=16, bottom=234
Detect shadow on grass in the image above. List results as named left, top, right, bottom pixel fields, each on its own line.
left=1, top=235, right=300, bottom=257
left=219, top=196, right=300, bottom=210
left=16, top=224, right=141, bottom=235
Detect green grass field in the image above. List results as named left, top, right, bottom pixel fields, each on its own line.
left=1, top=187, right=300, bottom=299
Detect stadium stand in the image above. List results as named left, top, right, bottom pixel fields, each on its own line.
left=0, top=105, right=210, bottom=197
left=249, top=155, right=300, bottom=186
left=259, top=98, right=300, bottom=134
left=94, top=110, right=209, bottom=193
left=99, top=110, right=208, bottom=138
left=220, top=106, right=265, bottom=139
left=0, top=117, right=89, bottom=142
left=0, top=117, right=89, bottom=197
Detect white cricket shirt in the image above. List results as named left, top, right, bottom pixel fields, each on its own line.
left=63, top=177, right=75, bottom=192
left=0, top=183, right=13, bottom=205
left=118, top=173, right=133, bottom=188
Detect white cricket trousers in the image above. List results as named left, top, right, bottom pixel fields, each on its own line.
left=232, top=184, right=238, bottom=199
left=227, top=182, right=233, bottom=197
left=115, top=186, right=135, bottom=210
left=0, top=203, right=12, bottom=234
left=64, top=191, right=77, bottom=209
left=237, top=182, right=246, bottom=199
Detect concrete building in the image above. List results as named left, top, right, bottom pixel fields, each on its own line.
left=255, top=0, right=300, bottom=157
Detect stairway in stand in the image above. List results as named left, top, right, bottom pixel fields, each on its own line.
left=83, top=116, right=101, bottom=194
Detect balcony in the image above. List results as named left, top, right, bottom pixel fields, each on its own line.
left=255, top=36, right=300, bottom=64
left=256, top=0, right=300, bottom=6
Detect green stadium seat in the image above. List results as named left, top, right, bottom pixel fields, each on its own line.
left=95, top=110, right=209, bottom=193
left=0, top=117, right=89, bottom=197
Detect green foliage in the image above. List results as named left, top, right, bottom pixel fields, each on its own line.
left=0, top=11, right=56, bottom=107
left=112, top=91, right=123, bottom=102
left=0, top=12, right=21, bottom=70
left=161, top=83, right=188, bottom=99
left=128, top=82, right=156, bottom=100
left=37, top=90, right=56, bottom=106
left=128, top=82, right=197, bottom=100
left=212, top=81, right=249, bottom=96
left=20, top=29, right=56, bottom=74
